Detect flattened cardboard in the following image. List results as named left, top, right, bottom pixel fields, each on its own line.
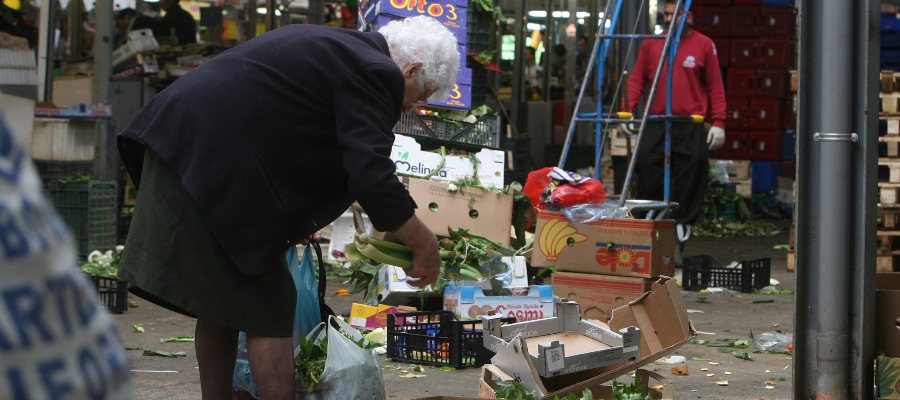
left=478, top=364, right=674, bottom=400
left=876, top=273, right=900, bottom=357
left=530, top=210, right=675, bottom=279
left=483, top=277, right=694, bottom=398
left=551, top=271, right=654, bottom=322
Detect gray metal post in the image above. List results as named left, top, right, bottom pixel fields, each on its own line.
left=93, top=0, right=114, bottom=181
left=794, top=0, right=878, bottom=398
left=510, top=0, right=525, bottom=131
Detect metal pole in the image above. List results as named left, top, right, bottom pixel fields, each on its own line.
left=93, top=0, right=113, bottom=181
left=510, top=0, right=525, bottom=131
left=36, top=0, right=56, bottom=102
left=794, top=0, right=877, bottom=397
left=247, top=0, right=258, bottom=39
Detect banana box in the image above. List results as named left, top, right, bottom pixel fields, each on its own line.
left=530, top=210, right=675, bottom=279
left=371, top=256, right=530, bottom=306
left=443, top=284, right=556, bottom=322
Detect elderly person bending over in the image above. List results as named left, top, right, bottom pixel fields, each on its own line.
left=116, top=16, right=459, bottom=399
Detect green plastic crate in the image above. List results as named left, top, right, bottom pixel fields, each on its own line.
left=49, top=180, right=118, bottom=259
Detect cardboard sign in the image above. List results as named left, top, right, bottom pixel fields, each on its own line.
left=530, top=210, right=675, bottom=279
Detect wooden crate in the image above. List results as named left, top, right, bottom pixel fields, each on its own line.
left=883, top=71, right=897, bottom=93
left=882, top=186, right=900, bottom=205
left=733, top=179, right=752, bottom=198
left=881, top=93, right=900, bottom=115
left=877, top=254, right=898, bottom=273
left=879, top=159, right=900, bottom=183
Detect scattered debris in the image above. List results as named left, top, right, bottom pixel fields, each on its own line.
left=656, top=356, right=686, bottom=364
left=706, top=374, right=715, bottom=377
left=725, top=371, right=732, bottom=375
left=716, top=380, right=729, bottom=386
left=750, top=299, right=775, bottom=304
left=131, top=324, right=144, bottom=333
left=333, top=289, right=350, bottom=296
left=709, top=362, right=720, bottom=366
left=687, top=309, right=705, bottom=313
left=671, top=365, right=689, bottom=375
left=142, top=348, right=187, bottom=358
left=128, top=301, right=140, bottom=308
left=693, top=358, right=712, bottom=361
left=731, top=351, right=754, bottom=361
left=130, top=370, right=178, bottom=373
left=399, top=374, right=426, bottom=378
left=160, top=336, right=195, bottom=343
left=701, top=368, right=709, bottom=372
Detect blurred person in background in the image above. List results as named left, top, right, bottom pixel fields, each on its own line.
left=160, top=0, right=196, bottom=45
left=625, top=0, right=726, bottom=265
left=115, top=8, right=165, bottom=47
left=116, top=16, right=458, bottom=399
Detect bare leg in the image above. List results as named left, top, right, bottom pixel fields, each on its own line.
left=246, top=334, right=294, bottom=400
left=195, top=319, right=239, bottom=399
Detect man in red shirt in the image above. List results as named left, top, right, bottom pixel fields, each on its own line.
left=626, top=0, right=726, bottom=265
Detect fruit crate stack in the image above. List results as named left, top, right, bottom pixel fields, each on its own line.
left=876, top=70, right=900, bottom=272
left=48, top=180, right=118, bottom=260
left=693, top=0, right=797, bottom=197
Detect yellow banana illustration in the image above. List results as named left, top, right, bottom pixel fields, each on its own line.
left=540, top=219, right=587, bottom=260
left=539, top=218, right=560, bottom=256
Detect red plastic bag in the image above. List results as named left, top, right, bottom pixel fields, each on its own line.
left=549, top=178, right=607, bottom=208
left=523, top=167, right=554, bottom=208
left=523, top=167, right=608, bottom=209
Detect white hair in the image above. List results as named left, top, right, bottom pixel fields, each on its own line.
left=377, top=16, right=461, bottom=101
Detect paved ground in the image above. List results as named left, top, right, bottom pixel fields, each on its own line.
left=110, top=217, right=795, bottom=399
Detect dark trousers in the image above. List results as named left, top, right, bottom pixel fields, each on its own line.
left=634, top=121, right=708, bottom=225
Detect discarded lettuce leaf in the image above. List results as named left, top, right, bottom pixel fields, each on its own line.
left=131, top=324, right=144, bottom=333
left=731, top=351, right=754, bottom=361
left=160, top=336, right=195, bottom=343
left=142, top=348, right=187, bottom=358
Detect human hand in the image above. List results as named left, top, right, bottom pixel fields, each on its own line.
left=707, top=126, right=725, bottom=151
left=391, top=215, right=441, bottom=288
left=299, top=231, right=322, bottom=246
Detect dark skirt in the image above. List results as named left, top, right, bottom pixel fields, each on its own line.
left=118, top=148, right=295, bottom=337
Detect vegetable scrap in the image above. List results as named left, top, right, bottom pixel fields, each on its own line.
left=142, top=348, right=187, bottom=358
left=333, top=289, right=350, bottom=296
left=131, top=324, right=144, bottom=333
left=671, top=366, right=689, bottom=375
left=160, top=336, right=195, bottom=343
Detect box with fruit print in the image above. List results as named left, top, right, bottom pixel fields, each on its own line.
left=443, top=284, right=556, bottom=322
left=530, top=210, right=675, bottom=279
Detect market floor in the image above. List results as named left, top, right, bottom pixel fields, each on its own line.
left=111, top=217, right=796, bottom=400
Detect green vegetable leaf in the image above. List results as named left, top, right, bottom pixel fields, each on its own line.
left=160, top=336, right=195, bottom=342
left=131, top=324, right=144, bottom=333
left=142, top=348, right=187, bottom=358
left=731, top=351, right=754, bottom=361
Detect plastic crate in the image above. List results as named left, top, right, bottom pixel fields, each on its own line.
left=751, top=160, right=781, bottom=192
left=386, top=310, right=515, bottom=368
left=49, top=180, right=118, bottom=259
left=33, top=160, right=95, bottom=187
left=393, top=113, right=500, bottom=149
left=88, top=276, right=129, bottom=313
left=681, top=255, right=771, bottom=293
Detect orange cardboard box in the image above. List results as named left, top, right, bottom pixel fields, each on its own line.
left=530, top=210, right=675, bottom=279
left=551, top=271, right=654, bottom=322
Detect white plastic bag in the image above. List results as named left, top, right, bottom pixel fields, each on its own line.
left=317, top=316, right=386, bottom=400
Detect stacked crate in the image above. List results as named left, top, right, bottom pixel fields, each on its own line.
left=877, top=71, right=900, bottom=272
left=693, top=0, right=796, bottom=194
left=882, top=13, right=900, bottom=72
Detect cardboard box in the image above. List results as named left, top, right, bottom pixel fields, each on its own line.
left=372, top=256, right=530, bottom=306
left=391, top=134, right=506, bottom=189
left=876, top=273, right=900, bottom=357
left=478, top=364, right=674, bottom=400
left=878, top=355, right=900, bottom=399
left=443, top=284, right=556, bottom=322
left=551, top=271, right=654, bottom=322
left=112, top=29, right=159, bottom=67
left=530, top=210, right=675, bottom=279
left=482, top=277, right=694, bottom=399
left=348, top=303, right=400, bottom=329
left=383, top=176, right=512, bottom=244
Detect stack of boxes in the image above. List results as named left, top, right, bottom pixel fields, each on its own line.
left=529, top=210, right=676, bottom=323
left=692, top=0, right=797, bottom=194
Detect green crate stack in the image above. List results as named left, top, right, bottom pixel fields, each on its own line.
left=48, top=181, right=118, bottom=260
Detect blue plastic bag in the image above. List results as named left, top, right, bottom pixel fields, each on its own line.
left=233, top=246, right=322, bottom=397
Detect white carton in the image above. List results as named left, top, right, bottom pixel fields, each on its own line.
left=371, top=256, right=530, bottom=306
left=391, top=134, right=505, bottom=189
left=443, top=284, right=556, bottom=323
left=112, top=29, right=159, bottom=67
left=30, top=118, right=97, bottom=161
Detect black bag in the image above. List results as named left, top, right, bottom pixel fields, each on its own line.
left=309, top=241, right=336, bottom=323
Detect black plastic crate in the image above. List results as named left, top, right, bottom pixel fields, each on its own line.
left=88, top=276, right=129, bottom=313
left=386, top=310, right=514, bottom=368
left=48, top=181, right=118, bottom=259
left=394, top=113, right=500, bottom=149
left=682, top=255, right=771, bottom=293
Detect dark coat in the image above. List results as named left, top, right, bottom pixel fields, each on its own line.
left=118, top=25, right=416, bottom=276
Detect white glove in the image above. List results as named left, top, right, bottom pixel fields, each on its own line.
left=707, top=126, right=725, bottom=151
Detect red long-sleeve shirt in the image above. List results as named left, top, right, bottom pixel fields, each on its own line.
left=626, top=30, right=726, bottom=128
